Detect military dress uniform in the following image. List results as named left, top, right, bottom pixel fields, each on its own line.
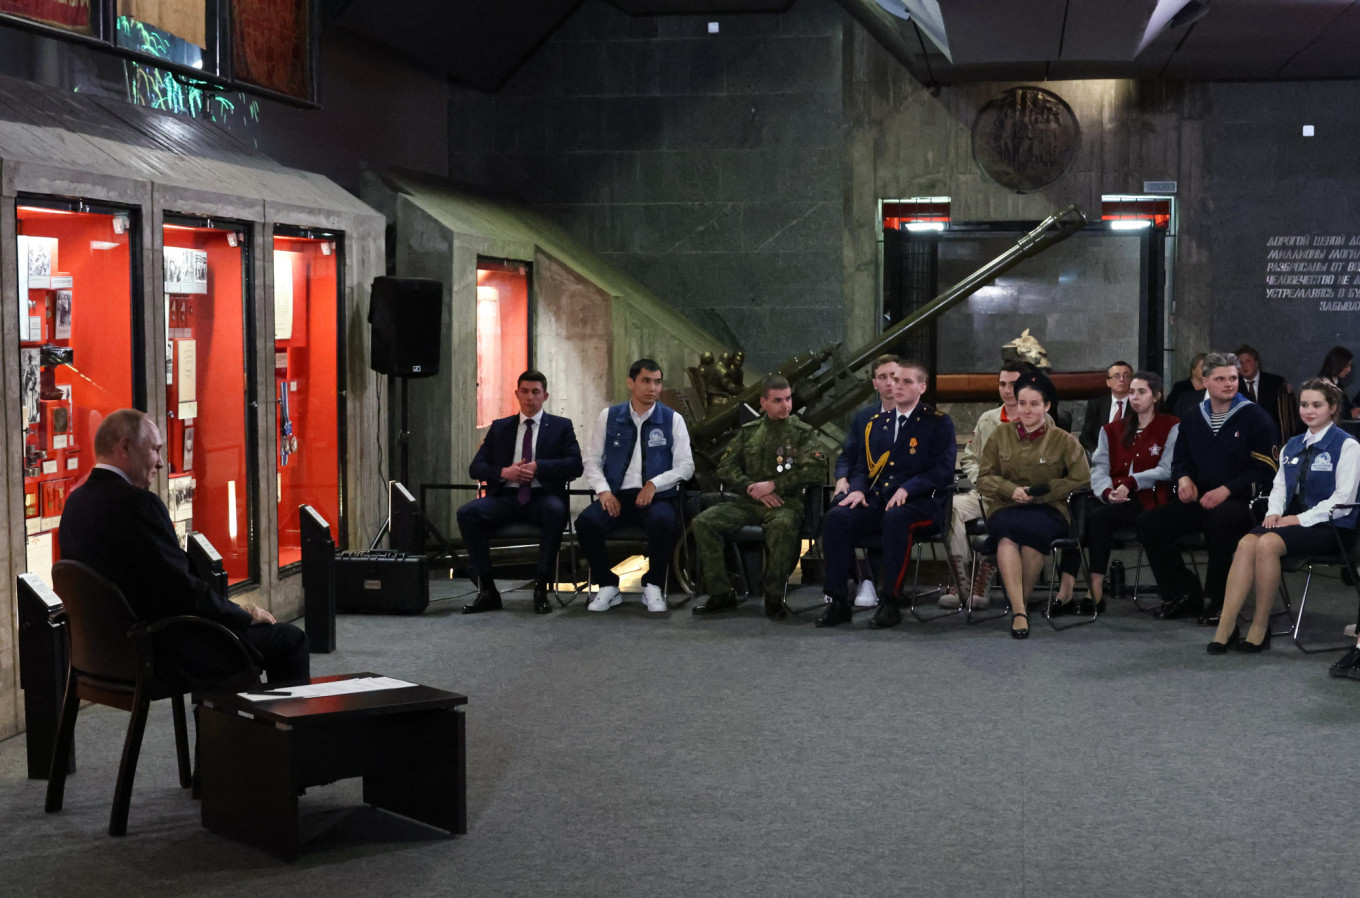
left=691, top=415, right=827, bottom=618
left=817, top=403, right=957, bottom=628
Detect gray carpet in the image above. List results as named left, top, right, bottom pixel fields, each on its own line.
left=3, top=564, right=1359, bottom=898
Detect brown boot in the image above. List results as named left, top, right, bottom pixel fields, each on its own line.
left=939, top=554, right=972, bottom=609
left=970, top=561, right=996, bottom=609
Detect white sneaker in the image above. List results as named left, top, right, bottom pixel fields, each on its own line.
left=853, top=580, right=879, bottom=608
left=588, top=586, right=622, bottom=612
left=643, top=584, right=667, bottom=613
left=938, top=591, right=962, bottom=610
left=969, top=593, right=990, bottom=610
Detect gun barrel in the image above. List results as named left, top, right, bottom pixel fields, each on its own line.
left=842, top=204, right=1086, bottom=380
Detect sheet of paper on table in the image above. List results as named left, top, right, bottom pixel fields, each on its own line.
left=240, top=676, right=417, bottom=701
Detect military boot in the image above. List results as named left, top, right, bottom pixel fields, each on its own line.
left=692, top=589, right=739, bottom=616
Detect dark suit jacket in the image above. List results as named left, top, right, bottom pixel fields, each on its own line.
left=469, top=412, right=584, bottom=500
left=834, top=402, right=889, bottom=481
left=1246, top=371, right=1299, bottom=441
left=59, top=468, right=252, bottom=634
left=58, top=468, right=259, bottom=685
left=1079, top=394, right=1125, bottom=453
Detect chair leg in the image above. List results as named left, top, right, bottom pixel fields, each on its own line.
left=109, top=684, right=153, bottom=836
left=1045, top=547, right=1097, bottom=631
left=45, top=671, right=80, bottom=814
left=905, top=541, right=964, bottom=623
left=171, top=693, right=191, bottom=789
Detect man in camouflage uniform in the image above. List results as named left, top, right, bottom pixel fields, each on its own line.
left=691, top=374, right=828, bottom=620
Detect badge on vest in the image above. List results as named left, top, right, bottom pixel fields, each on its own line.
left=647, top=428, right=667, bottom=448
left=1312, top=452, right=1334, bottom=473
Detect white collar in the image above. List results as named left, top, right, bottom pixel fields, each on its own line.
left=94, top=462, right=132, bottom=484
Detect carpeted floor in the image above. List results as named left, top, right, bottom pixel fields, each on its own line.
left=2, top=562, right=1359, bottom=898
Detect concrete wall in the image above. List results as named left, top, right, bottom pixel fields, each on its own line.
left=1206, top=81, right=1360, bottom=393
left=446, top=0, right=1224, bottom=387
left=448, top=0, right=846, bottom=376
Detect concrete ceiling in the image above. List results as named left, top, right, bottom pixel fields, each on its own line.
left=323, top=0, right=1360, bottom=92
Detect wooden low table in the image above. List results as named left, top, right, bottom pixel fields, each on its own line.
left=195, top=672, right=467, bottom=860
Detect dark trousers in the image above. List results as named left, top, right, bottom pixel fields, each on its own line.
left=244, top=622, right=311, bottom=684
left=456, top=489, right=568, bottom=581
left=1135, top=497, right=1255, bottom=604
left=821, top=500, right=936, bottom=600
left=163, top=620, right=309, bottom=688
left=1085, top=499, right=1144, bottom=575
left=575, top=491, right=680, bottom=588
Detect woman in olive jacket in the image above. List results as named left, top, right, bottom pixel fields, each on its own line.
left=976, top=373, right=1091, bottom=639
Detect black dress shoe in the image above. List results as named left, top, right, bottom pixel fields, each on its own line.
left=815, top=599, right=852, bottom=628
left=1011, top=612, right=1030, bottom=639
left=1329, top=646, right=1360, bottom=679
left=462, top=586, right=503, bottom=614
left=1157, top=595, right=1204, bottom=620
left=692, top=590, right=738, bottom=616
left=533, top=585, right=553, bottom=615
left=764, top=595, right=788, bottom=620
left=1074, top=597, right=1106, bottom=616
left=1235, top=629, right=1272, bottom=653
left=868, top=600, right=902, bottom=629
left=1197, top=601, right=1223, bottom=627
left=1049, top=599, right=1074, bottom=617
left=1206, top=627, right=1241, bottom=654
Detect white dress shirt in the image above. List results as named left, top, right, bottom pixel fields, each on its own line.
left=1266, top=423, right=1360, bottom=526
left=1107, top=394, right=1129, bottom=424
left=584, top=402, right=694, bottom=495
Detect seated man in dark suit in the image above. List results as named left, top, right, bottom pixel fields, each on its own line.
left=59, top=409, right=309, bottom=686
left=1236, top=343, right=1299, bottom=443
left=457, top=370, right=584, bottom=615
left=1079, top=360, right=1134, bottom=453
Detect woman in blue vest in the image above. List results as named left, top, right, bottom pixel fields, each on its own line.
left=1208, top=379, right=1360, bottom=653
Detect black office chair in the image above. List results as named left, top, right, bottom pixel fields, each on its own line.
left=693, top=486, right=827, bottom=615
left=851, top=487, right=970, bottom=623
left=1271, top=504, right=1360, bottom=653
left=46, top=560, right=259, bottom=836
left=967, top=489, right=1096, bottom=630
left=575, top=491, right=687, bottom=609
left=1040, top=489, right=1097, bottom=630
left=445, top=482, right=581, bottom=607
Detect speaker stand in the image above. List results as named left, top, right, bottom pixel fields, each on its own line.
left=368, top=376, right=453, bottom=557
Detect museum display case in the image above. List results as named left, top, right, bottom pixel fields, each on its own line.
left=475, top=258, right=529, bottom=428
left=16, top=199, right=139, bottom=584
left=273, top=227, right=343, bottom=570
left=162, top=216, right=256, bottom=585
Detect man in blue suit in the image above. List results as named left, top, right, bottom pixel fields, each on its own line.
left=816, top=360, right=957, bottom=630
left=457, top=370, right=584, bottom=615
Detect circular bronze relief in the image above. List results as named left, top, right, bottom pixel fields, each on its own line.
left=972, top=87, right=1080, bottom=193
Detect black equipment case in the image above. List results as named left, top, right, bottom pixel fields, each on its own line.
left=333, top=551, right=429, bottom=614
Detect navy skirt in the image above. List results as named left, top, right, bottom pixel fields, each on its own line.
left=1249, top=522, right=1346, bottom=556
left=981, top=504, right=1070, bottom=555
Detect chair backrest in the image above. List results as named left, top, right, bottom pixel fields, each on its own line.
left=51, top=560, right=141, bottom=684
left=799, top=486, right=827, bottom=538
left=1067, top=488, right=1093, bottom=540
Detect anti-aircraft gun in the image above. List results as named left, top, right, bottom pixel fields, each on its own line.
left=673, top=204, right=1088, bottom=485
